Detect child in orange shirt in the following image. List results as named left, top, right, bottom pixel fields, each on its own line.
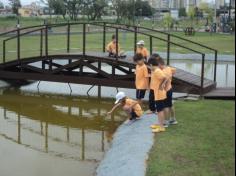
left=148, top=55, right=168, bottom=133
left=106, top=34, right=120, bottom=57
left=107, top=92, right=143, bottom=124
left=136, top=40, right=149, bottom=61
left=133, top=53, right=149, bottom=105
left=157, top=57, right=178, bottom=126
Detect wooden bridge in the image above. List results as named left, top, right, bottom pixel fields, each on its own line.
left=0, top=22, right=218, bottom=95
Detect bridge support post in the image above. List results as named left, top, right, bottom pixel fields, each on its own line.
left=17, top=28, right=21, bottom=68
left=134, top=27, right=137, bottom=54
left=115, top=28, right=119, bottom=60
left=200, top=54, right=205, bottom=96
left=150, top=36, right=153, bottom=55
left=83, top=23, right=86, bottom=56
left=214, top=50, right=218, bottom=82
left=67, top=22, right=72, bottom=64
left=3, top=40, right=6, bottom=63
left=167, top=34, right=170, bottom=65
left=103, top=22, right=106, bottom=53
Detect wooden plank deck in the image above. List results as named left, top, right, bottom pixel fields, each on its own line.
left=203, top=87, right=235, bottom=100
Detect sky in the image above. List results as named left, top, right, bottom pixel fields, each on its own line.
left=0, top=0, right=229, bottom=6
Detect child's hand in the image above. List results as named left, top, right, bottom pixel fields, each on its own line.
left=107, top=111, right=112, bottom=116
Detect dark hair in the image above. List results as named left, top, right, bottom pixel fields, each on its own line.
left=152, top=53, right=160, bottom=58
left=133, top=53, right=144, bottom=62
left=157, top=57, right=165, bottom=65
left=148, top=56, right=159, bottom=66
left=112, top=34, right=116, bottom=40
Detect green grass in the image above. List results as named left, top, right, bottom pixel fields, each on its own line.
left=0, top=17, right=235, bottom=63
left=146, top=100, right=235, bottom=176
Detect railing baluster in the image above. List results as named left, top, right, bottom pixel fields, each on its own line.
left=103, top=22, right=106, bottom=53
left=45, top=24, right=50, bottom=70
left=3, top=40, right=6, bottom=63
left=83, top=23, right=86, bottom=56
left=17, top=28, right=20, bottom=66
left=134, top=26, right=137, bottom=55
left=67, top=23, right=70, bottom=54
left=116, top=28, right=119, bottom=60
left=201, top=54, right=205, bottom=96
left=214, top=50, right=218, bottom=82
left=167, top=34, right=170, bottom=65
left=150, top=36, right=153, bottom=55
left=40, top=29, right=43, bottom=57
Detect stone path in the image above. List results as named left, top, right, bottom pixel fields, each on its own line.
left=96, top=114, right=157, bottom=176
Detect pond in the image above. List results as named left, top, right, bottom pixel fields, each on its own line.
left=0, top=88, right=127, bottom=176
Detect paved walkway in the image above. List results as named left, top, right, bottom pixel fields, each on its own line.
left=96, top=114, right=157, bottom=176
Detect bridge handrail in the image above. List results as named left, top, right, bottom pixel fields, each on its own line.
left=0, top=22, right=218, bottom=94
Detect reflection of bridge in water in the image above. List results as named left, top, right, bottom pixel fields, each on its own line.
left=0, top=89, right=126, bottom=162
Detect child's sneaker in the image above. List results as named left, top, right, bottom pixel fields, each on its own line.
left=164, top=120, right=170, bottom=128
left=150, top=124, right=160, bottom=129
left=152, top=127, right=166, bottom=133
left=169, top=119, right=178, bottom=125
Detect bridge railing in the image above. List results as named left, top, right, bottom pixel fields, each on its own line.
left=0, top=22, right=218, bottom=94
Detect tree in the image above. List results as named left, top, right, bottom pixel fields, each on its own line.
left=51, top=0, right=66, bottom=19
left=83, top=0, right=107, bottom=20
left=163, top=13, right=173, bottom=32
left=179, top=8, right=187, bottom=17
left=188, top=7, right=196, bottom=27
left=64, top=0, right=83, bottom=20
left=199, top=2, right=214, bottom=25
left=8, top=0, right=21, bottom=15
left=134, top=0, right=153, bottom=17
left=0, top=1, right=4, bottom=9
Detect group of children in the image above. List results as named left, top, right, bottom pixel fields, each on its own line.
left=107, top=38, right=178, bottom=133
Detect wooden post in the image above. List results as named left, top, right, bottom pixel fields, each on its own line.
left=83, top=23, right=86, bottom=56
left=200, top=54, right=205, bottom=96
left=103, top=22, right=106, bottom=53
left=167, top=34, right=170, bottom=65
left=150, top=36, right=153, bottom=55
left=115, top=28, right=119, bottom=60
left=214, top=50, right=218, bottom=82
left=134, top=26, right=137, bottom=54
left=3, top=40, right=6, bottom=63
left=17, top=28, right=20, bottom=65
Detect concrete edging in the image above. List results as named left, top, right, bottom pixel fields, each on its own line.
left=96, top=114, right=157, bottom=176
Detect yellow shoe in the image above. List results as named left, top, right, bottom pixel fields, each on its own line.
left=159, top=127, right=166, bottom=132
left=150, top=124, right=160, bottom=129
left=152, top=128, right=161, bottom=133
left=152, top=127, right=166, bottom=133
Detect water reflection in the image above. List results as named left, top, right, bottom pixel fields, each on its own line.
left=0, top=88, right=126, bottom=176
left=171, top=60, right=235, bottom=87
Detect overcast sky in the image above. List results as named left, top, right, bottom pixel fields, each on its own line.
left=0, top=0, right=229, bottom=6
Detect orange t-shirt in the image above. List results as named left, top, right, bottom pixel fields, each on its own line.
left=150, top=68, right=167, bottom=101
left=136, top=47, right=149, bottom=58
left=124, top=98, right=143, bottom=117
left=163, top=66, right=176, bottom=91
left=135, top=64, right=149, bottom=90
left=106, top=41, right=120, bottom=54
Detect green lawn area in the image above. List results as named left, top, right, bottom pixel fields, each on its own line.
left=146, top=100, right=235, bottom=176
left=0, top=17, right=235, bottom=63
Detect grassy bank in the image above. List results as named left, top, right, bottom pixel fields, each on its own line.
left=146, top=100, right=235, bottom=176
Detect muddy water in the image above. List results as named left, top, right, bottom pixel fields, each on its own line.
left=0, top=88, right=127, bottom=176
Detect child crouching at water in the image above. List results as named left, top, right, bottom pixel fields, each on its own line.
left=107, top=92, right=143, bottom=124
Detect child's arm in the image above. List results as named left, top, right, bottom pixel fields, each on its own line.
left=107, top=103, right=121, bottom=115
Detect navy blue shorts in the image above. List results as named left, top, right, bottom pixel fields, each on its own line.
left=165, top=89, right=173, bottom=108
left=136, top=89, right=146, bottom=99
left=149, top=89, right=156, bottom=112
left=155, top=100, right=166, bottom=113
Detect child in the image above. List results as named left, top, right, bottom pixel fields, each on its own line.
left=136, top=40, right=149, bottom=61
left=147, top=53, right=161, bottom=114
left=148, top=55, right=168, bottom=133
left=106, top=34, right=120, bottom=57
left=133, top=53, right=149, bottom=105
left=107, top=92, right=143, bottom=124
left=157, top=57, right=178, bottom=126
